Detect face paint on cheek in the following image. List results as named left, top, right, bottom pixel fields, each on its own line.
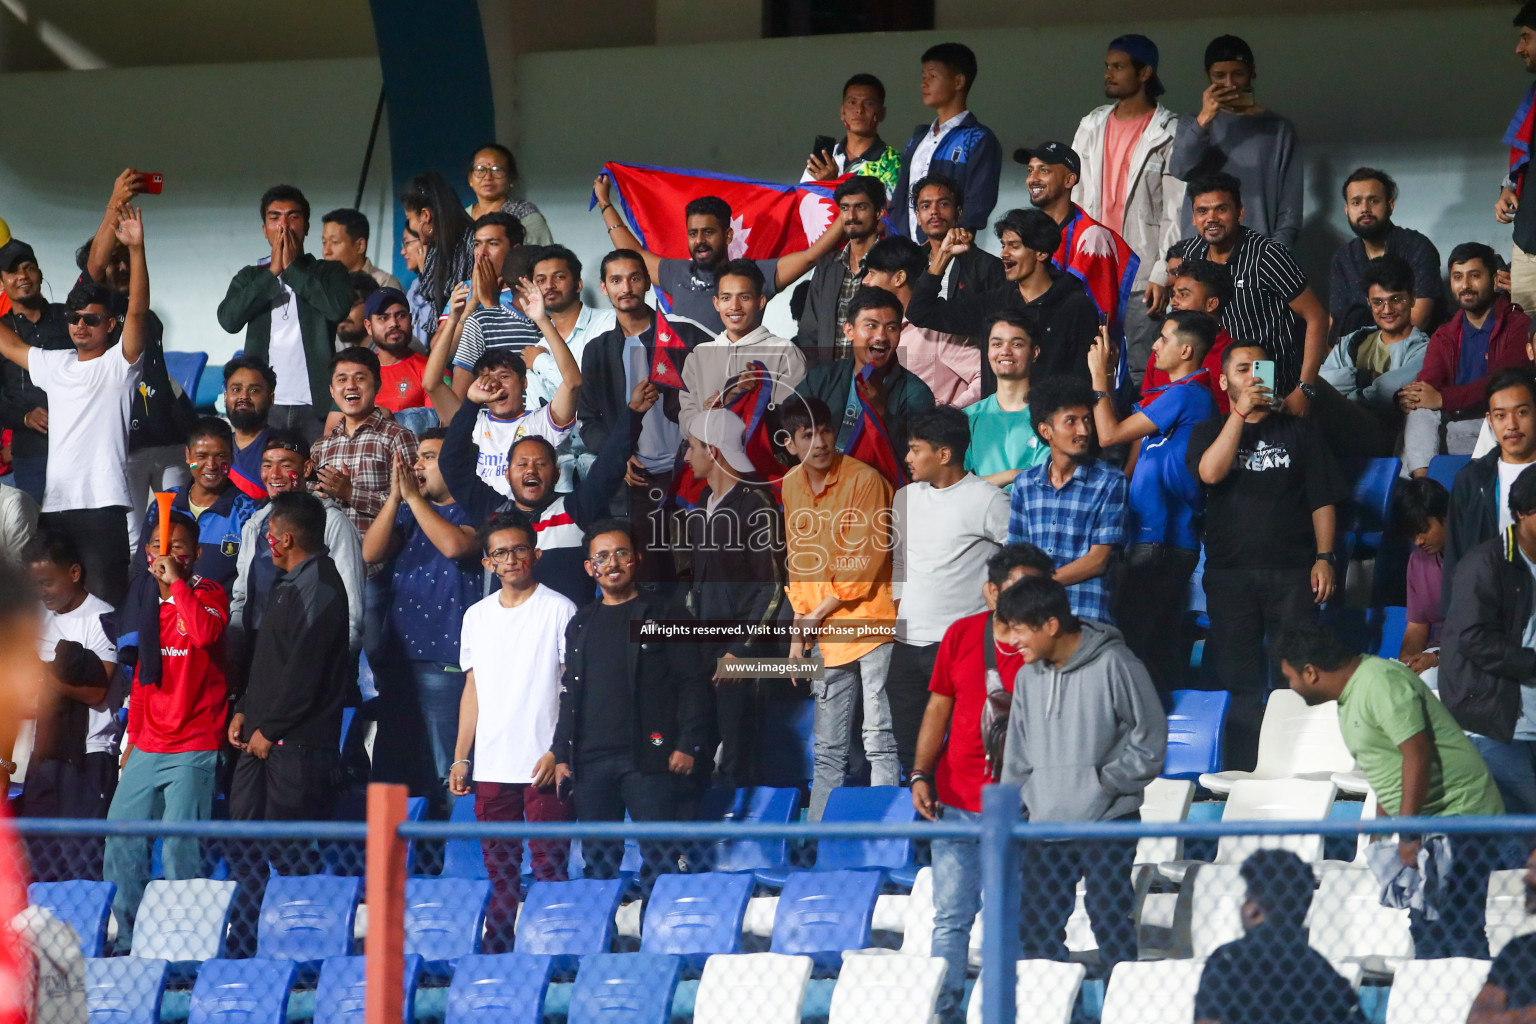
left=267, top=533, right=281, bottom=556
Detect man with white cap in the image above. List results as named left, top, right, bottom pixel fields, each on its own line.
left=681, top=407, right=788, bottom=786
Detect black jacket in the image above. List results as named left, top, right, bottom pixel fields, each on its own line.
left=684, top=482, right=791, bottom=658
left=0, top=304, right=71, bottom=461
left=906, top=266, right=1099, bottom=396
left=552, top=594, right=711, bottom=773
left=575, top=310, right=710, bottom=455
left=1442, top=449, right=1499, bottom=614
left=947, top=246, right=1007, bottom=300
left=794, top=356, right=935, bottom=463
left=794, top=251, right=854, bottom=366
left=1440, top=528, right=1533, bottom=743
left=237, top=552, right=352, bottom=748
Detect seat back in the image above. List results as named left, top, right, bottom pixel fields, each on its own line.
left=186, top=957, right=295, bottom=1024
left=708, top=787, right=801, bottom=872
left=1101, top=959, right=1205, bottom=1024
left=966, top=960, right=1087, bottom=1024
left=257, top=874, right=359, bottom=964
left=403, top=878, right=490, bottom=970
left=1163, top=690, right=1229, bottom=780
left=1426, top=454, right=1471, bottom=494
left=1384, top=957, right=1492, bottom=1024
left=639, top=872, right=752, bottom=962
left=694, top=953, right=813, bottom=1024
left=1343, top=457, right=1401, bottom=545
left=85, top=956, right=169, bottom=1024
left=515, top=879, right=623, bottom=956
left=132, top=879, right=238, bottom=962
left=1135, top=778, right=1195, bottom=866
left=1307, top=865, right=1412, bottom=966
left=439, top=793, right=489, bottom=880
left=568, top=952, right=683, bottom=1024
left=444, top=953, right=554, bottom=1024
left=897, top=868, right=936, bottom=956
left=816, top=786, right=916, bottom=872
left=28, top=880, right=115, bottom=958
left=1486, top=869, right=1534, bottom=958
left=828, top=952, right=945, bottom=1024
left=770, top=869, right=882, bottom=968
left=164, top=351, right=209, bottom=402
left=1373, top=606, right=1409, bottom=661
left=1216, top=778, right=1338, bottom=866
left=313, top=954, right=421, bottom=1024
left=1189, top=863, right=1247, bottom=959
left=1252, top=690, right=1355, bottom=780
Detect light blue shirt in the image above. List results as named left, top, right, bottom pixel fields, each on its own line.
left=623, top=335, right=679, bottom=474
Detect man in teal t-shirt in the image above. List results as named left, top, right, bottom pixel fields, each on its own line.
left=964, top=309, right=1048, bottom=489
left=1278, top=626, right=1503, bottom=960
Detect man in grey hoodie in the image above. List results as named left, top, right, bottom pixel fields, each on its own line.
left=997, top=575, right=1167, bottom=970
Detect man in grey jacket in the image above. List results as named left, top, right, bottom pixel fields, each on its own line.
left=997, top=575, right=1166, bottom=971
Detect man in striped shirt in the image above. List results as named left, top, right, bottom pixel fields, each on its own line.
left=1169, top=173, right=1327, bottom=416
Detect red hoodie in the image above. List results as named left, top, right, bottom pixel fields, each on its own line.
left=1415, top=295, right=1532, bottom=417
left=127, top=577, right=229, bottom=754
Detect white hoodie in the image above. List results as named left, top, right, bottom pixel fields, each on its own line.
left=679, top=324, right=807, bottom=435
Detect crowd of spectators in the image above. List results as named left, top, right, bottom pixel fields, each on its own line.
left=3, top=23, right=1536, bottom=1023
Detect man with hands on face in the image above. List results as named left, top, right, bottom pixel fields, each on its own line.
left=551, top=520, right=710, bottom=891
left=1186, top=343, right=1347, bottom=771
left=103, top=511, right=229, bottom=951
left=217, top=186, right=354, bottom=443
left=451, top=511, right=576, bottom=951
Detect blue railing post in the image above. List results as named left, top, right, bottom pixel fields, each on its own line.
left=980, top=783, right=1020, bottom=1024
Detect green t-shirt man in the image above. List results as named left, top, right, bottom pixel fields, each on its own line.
left=964, top=395, right=1048, bottom=490
left=1337, top=656, right=1504, bottom=817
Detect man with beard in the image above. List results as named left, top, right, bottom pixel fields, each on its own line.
left=1328, top=168, right=1442, bottom=340
left=1005, top=375, right=1127, bottom=623
left=522, top=246, right=616, bottom=410
left=0, top=238, right=70, bottom=503
left=910, top=174, right=1005, bottom=302
left=441, top=365, right=650, bottom=606
left=222, top=356, right=276, bottom=500
left=1168, top=173, right=1328, bottom=414
left=1497, top=2, right=1536, bottom=312
left=908, top=208, right=1100, bottom=395
left=796, top=176, right=887, bottom=364
left=592, top=177, right=843, bottom=334
left=1401, top=244, right=1534, bottom=475
left=1187, top=343, right=1346, bottom=770
left=1071, top=35, right=1186, bottom=384
left=362, top=288, right=432, bottom=421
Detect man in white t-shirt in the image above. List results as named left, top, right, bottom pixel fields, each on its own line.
left=0, top=207, right=149, bottom=608
left=20, top=530, right=119, bottom=868
left=423, top=275, right=583, bottom=497
left=449, top=509, right=576, bottom=952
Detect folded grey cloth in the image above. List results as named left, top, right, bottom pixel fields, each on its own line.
left=1366, top=833, right=1453, bottom=920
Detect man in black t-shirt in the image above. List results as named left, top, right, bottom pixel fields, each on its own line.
left=1186, top=341, right=1346, bottom=770
left=1469, top=845, right=1536, bottom=1023
left=1194, top=850, right=1364, bottom=1024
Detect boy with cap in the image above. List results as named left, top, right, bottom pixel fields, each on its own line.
left=1170, top=35, right=1302, bottom=246
left=1071, top=34, right=1186, bottom=383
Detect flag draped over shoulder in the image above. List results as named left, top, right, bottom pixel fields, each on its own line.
left=1057, top=205, right=1139, bottom=394
left=1505, top=82, right=1536, bottom=194
left=844, top=363, right=907, bottom=491
left=672, top=361, right=785, bottom=507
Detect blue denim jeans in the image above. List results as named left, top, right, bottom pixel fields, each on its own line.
left=810, top=642, right=898, bottom=820
left=1468, top=735, right=1536, bottom=868
left=414, top=662, right=467, bottom=797
left=932, top=804, right=982, bottom=1024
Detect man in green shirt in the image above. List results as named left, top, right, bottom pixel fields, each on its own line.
left=1278, top=625, right=1504, bottom=959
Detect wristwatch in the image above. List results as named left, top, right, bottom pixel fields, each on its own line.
left=1092, top=390, right=1110, bottom=402
left=1314, top=552, right=1338, bottom=566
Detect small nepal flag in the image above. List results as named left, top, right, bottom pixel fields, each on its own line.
left=844, top=363, right=908, bottom=491
left=649, top=311, right=689, bottom=390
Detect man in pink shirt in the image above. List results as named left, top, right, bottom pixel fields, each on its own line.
left=862, top=235, right=982, bottom=407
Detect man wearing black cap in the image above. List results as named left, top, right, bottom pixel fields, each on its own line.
left=0, top=239, right=70, bottom=504
left=1019, top=141, right=1138, bottom=390
left=1072, top=35, right=1187, bottom=385
left=1170, top=35, right=1302, bottom=247
left=908, top=208, right=1101, bottom=394
left=363, top=287, right=433, bottom=429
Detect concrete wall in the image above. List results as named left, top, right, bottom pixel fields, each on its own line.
left=0, top=57, right=393, bottom=364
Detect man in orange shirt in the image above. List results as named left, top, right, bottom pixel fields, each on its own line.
left=363, top=288, right=434, bottom=434
left=782, top=395, right=899, bottom=819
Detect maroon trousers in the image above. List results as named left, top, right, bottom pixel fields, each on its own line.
left=474, top=780, right=572, bottom=951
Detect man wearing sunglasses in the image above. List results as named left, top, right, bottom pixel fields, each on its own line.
left=0, top=208, right=150, bottom=608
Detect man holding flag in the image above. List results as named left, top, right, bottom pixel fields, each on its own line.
left=593, top=172, right=844, bottom=334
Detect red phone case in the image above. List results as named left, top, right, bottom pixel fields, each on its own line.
left=142, top=173, right=164, bottom=195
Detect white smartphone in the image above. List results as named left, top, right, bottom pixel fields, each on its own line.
left=1250, top=359, right=1275, bottom=396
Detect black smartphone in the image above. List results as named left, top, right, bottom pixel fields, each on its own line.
left=557, top=775, right=572, bottom=801
left=812, top=135, right=838, bottom=159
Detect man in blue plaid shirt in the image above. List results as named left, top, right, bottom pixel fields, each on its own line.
left=1005, top=375, right=1127, bottom=620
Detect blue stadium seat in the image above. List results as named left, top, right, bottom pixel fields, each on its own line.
left=1372, top=605, right=1409, bottom=661
left=1341, top=457, right=1401, bottom=558
left=771, top=869, right=882, bottom=971
left=698, top=786, right=800, bottom=873
left=444, top=953, right=554, bottom=1024
left=640, top=872, right=753, bottom=970
left=1427, top=453, right=1471, bottom=494
left=164, top=351, right=208, bottom=406
left=568, top=952, right=683, bottom=1024
left=439, top=792, right=489, bottom=880
left=403, top=877, right=491, bottom=976
left=813, top=786, right=917, bottom=879
left=514, top=879, right=623, bottom=973
left=256, top=874, right=359, bottom=973
left=28, top=880, right=114, bottom=958
left=1163, top=689, right=1230, bottom=780
left=313, top=953, right=422, bottom=1024
left=757, top=695, right=815, bottom=786
left=186, top=958, right=295, bottom=1024
left=85, top=956, right=168, bottom=1024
